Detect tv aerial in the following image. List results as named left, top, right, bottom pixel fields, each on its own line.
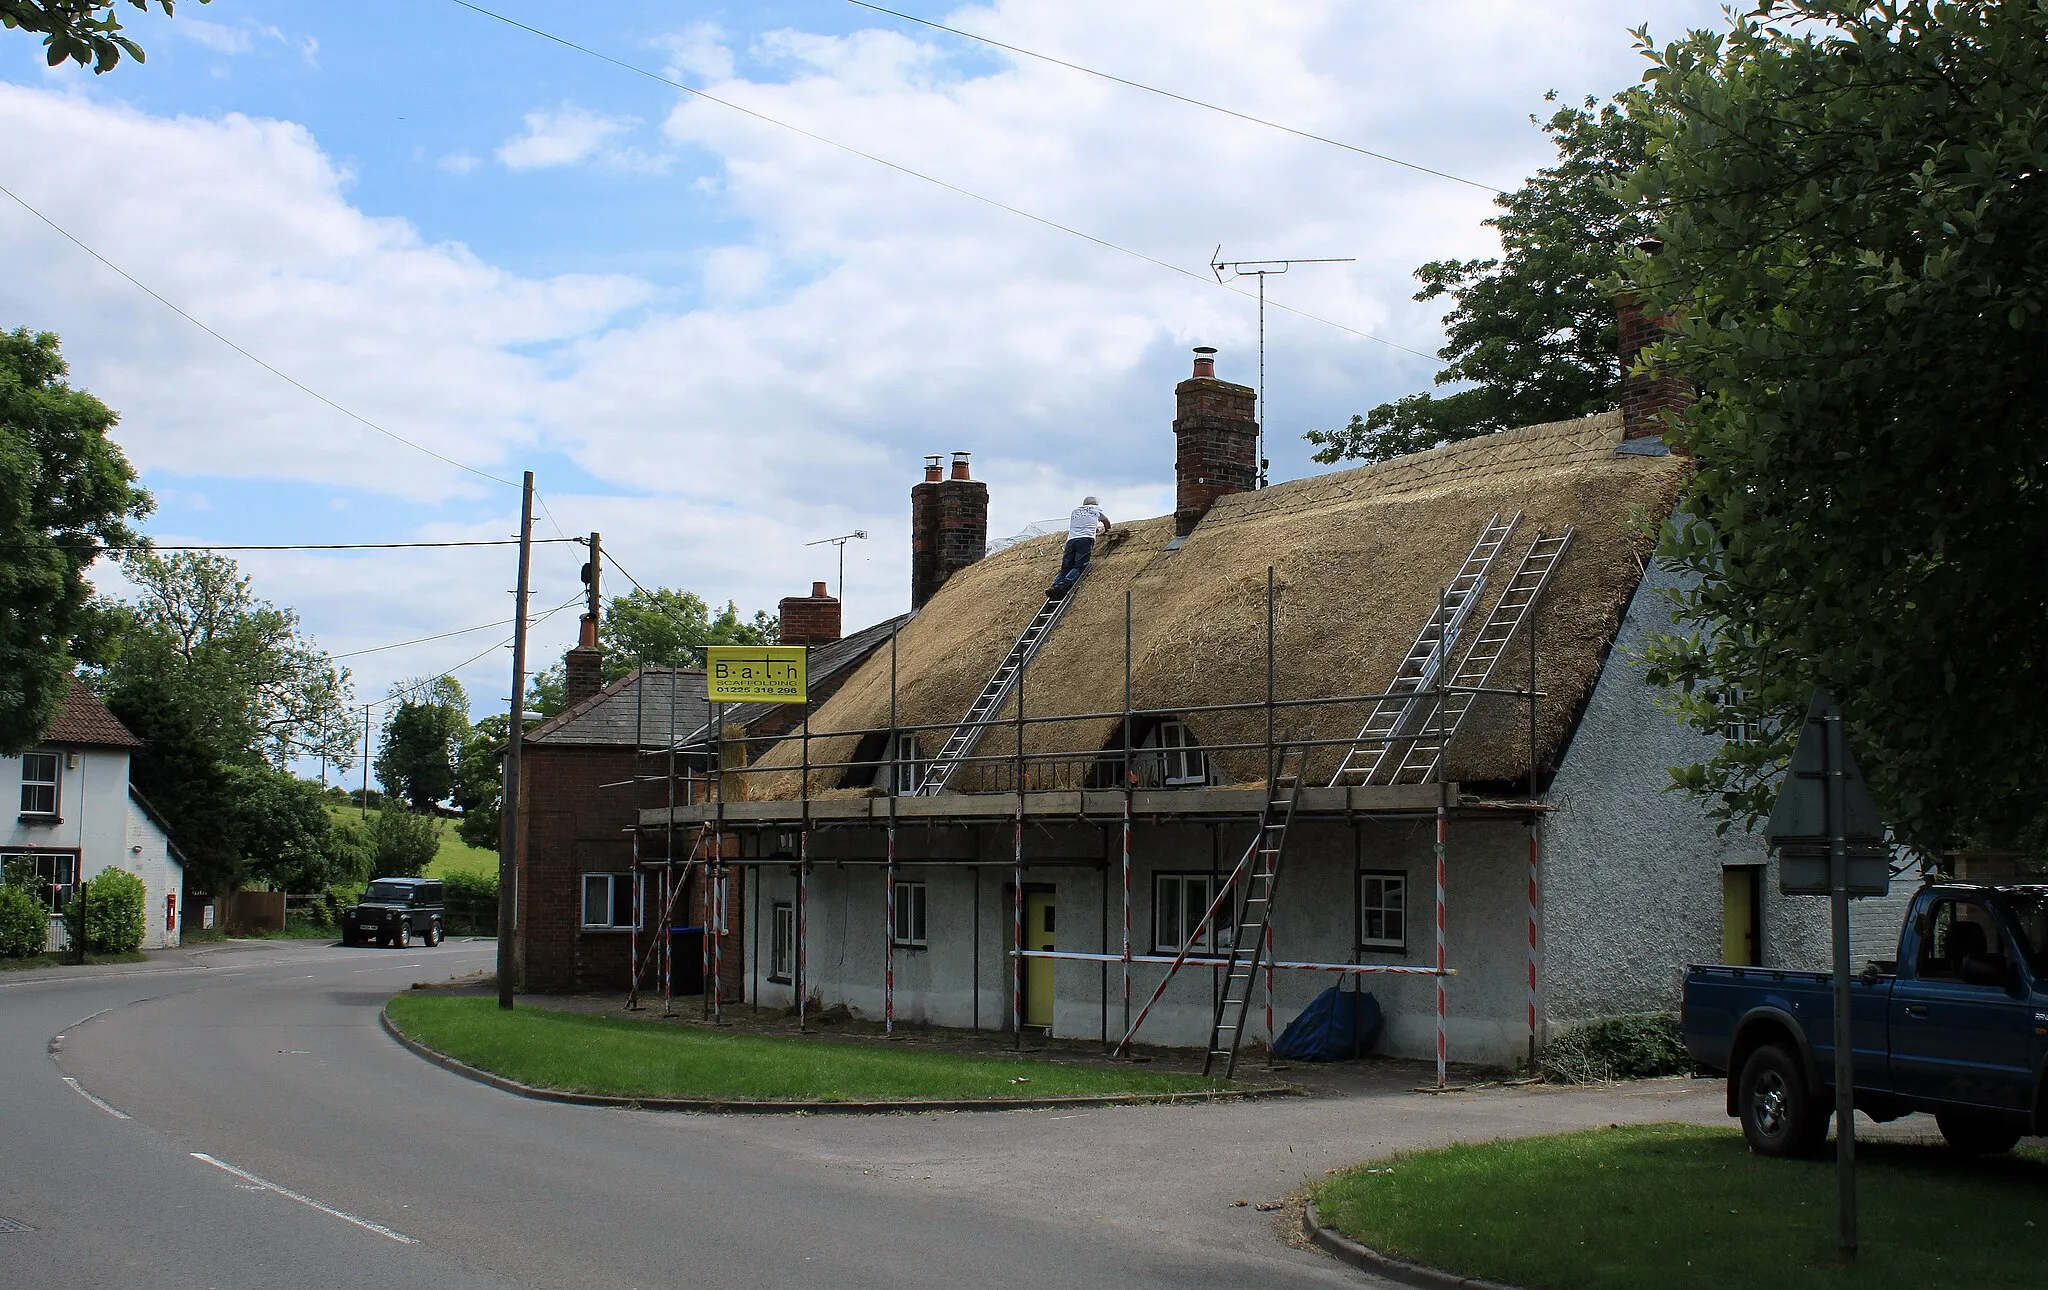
left=1211, top=247, right=1356, bottom=487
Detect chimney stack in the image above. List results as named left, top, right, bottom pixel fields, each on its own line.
left=778, top=581, right=843, bottom=647
left=910, top=450, right=989, bottom=609
left=1173, top=347, right=1257, bottom=537
left=1617, top=244, right=1693, bottom=441
left=563, top=641, right=604, bottom=709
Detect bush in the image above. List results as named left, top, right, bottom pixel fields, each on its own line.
left=0, top=883, right=47, bottom=958
left=441, top=868, right=499, bottom=935
left=372, top=804, right=441, bottom=878
left=74, top=867, right=148, bottom=953
left=1538, top=1013, right=1688, bottom=1084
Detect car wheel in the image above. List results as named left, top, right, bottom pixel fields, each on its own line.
left=425, top=919, right=443, bottom=947
left=394, top=921, right=411, bottom=949
left=1738, top=1043, right=1828, bottom=1158
left=1935, top=1112, right=2022, bottom=1156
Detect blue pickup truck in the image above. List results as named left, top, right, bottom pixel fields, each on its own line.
left=1681, top=882, right=2048, bottom=1158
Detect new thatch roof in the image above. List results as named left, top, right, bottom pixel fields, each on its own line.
left=748, top=410, right=1683, bottom=798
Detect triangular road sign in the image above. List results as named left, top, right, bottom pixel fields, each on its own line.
left=1767, top=688, right=1889, bottom=896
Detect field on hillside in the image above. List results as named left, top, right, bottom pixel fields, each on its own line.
left=327, top=806, right=497, bottom=877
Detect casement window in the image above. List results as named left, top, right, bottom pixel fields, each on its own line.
left=1712, top=686, right=1760, bottom=746
left=891, top=880, right=927, bottom=948
left=770, top=902, right=795, bottom=982
left=1359, top=872, right=1407, bottom=952
left=1154, top=872, right=1231, bottom=956
left=580, top=872, right=641, bottom=930
left=1, top=850, right=77, bottom=913
left=18, top=752, right=59, bottom=818
left=889, top=733, right=925, bottom=796
left=1152, top=719, right=1207, bottom=786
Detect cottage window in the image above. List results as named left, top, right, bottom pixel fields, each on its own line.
left=1359, top=872, right=1407, bottom=952
left=2, top=850, right=77, bottom=913
left=1152, top=720, right=1207, bottom=786
left=891, top=880, right=927, bottom=948
left=19, top=751, right=59, bottom=817
left=889, top=733, right=925, bottom=796
left=1154, top=872, right=1230, bottom=956
left=770, top=902, right=796, bottom=982
left=581, top=872, right=640, bottom=930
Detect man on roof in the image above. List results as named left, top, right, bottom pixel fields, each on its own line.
left=1047, top=495, right=1110, bottom=600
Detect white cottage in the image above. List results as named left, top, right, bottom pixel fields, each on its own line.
left=2, top=681, right=185, bottom=950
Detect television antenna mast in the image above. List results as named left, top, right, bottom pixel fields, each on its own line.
left=804, top=529, right=869, bottom=602
left=1211, top=248, right=1356, bottom=488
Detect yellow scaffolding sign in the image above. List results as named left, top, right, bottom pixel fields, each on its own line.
left=705, top=645, right=807, bottom=704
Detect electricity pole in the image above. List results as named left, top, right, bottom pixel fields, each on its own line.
left=499, top=472, right=535, bottom=1011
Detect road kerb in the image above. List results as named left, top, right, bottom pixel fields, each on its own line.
left=380, top=1007, right=1291, bottom=1114
left=1304, top=1200, right=1525, bottom=1290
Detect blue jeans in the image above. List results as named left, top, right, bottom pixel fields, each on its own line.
left=1048, top=536, right=1095, bottom=597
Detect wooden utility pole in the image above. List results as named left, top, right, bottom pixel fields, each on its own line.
left=499, top=472, right=535, bottom=1010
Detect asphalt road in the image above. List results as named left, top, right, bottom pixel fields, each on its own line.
left=4, top=939, right=1728, bottom=1289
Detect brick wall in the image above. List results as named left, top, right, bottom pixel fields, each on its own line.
left=1616, top=293, right=1694, bottom=439
left=514, top=743, right=747, bottom=998
left=1173, top=360, right=1258, bottom=537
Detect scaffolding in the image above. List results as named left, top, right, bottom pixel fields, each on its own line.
left=621, top=515, right=1573, bottom=1084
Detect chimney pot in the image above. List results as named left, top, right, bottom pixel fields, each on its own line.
left=812, top=580, right=829, bottom=599
left=950, top=451, right=971, bottom=480
left=923, top=454, right=943, bottom=483
left=1191, top=346, right=1217, bottom=379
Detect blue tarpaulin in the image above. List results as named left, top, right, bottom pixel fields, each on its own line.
left=1272, top=986, right=1382, bottom=1062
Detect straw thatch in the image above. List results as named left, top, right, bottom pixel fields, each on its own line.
left=750, top=409, right=1684, bottom=798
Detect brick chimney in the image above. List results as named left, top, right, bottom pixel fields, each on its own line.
left=1173, top=347, right=1258, bottom=537
left=910, top=450, right=989, bottom=610
left=563, top=616, right=604, bottom=709
left=778, top=581, right=842, bottom=647
left=1616, top=247, right=1693, bottom=440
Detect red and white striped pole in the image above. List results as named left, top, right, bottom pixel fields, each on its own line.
left=1264, top=923, right=1276, bottom=1065
left=627, top=831, right=641, bottom=1010
left=1121, top=807, right=1132, bottom=1043
left=1012, top=816, right=1024, bottom=1046
left=797, top=838, right=809, bottom=1032
left=1435, top=803, right=1448, bottom=1089
left=712, top=859, right=725, bottom=1024
left=884, top=826, right=896, bottom=1036
left=1527, top=819, right=1540, bottom=1069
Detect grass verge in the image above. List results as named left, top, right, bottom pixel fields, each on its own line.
left=0, top=949, right=150, bottom=971
left=386, top=993, right=1229, bottom=1103
left=1314, top=1123, right=2048, bottom=1290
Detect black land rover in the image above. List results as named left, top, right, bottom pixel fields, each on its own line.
left=342, top=877, right=445, bottom=948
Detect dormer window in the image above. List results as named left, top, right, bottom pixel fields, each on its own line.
left=887, top=732, right=925, bottom=795
left=19, top=751, right=58, bottom=818
left=839, top=730, right=929, bottom=794
left=1149, top=719, right=1207, bottom=786
left=1088, top=716, right=1214, bottom=789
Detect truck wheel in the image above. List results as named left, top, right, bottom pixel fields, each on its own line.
left=1935, top=1113, right=2022, bottom=1156
left=1738, top=1044, right=1828, bottom=1158
left=394, top=921, right=411, bottom=949
left=425, top=919, right=442, bottom=947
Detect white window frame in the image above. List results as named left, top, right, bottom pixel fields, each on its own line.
left=1154, top=872, right=1230, bottom=956
left=1359, top=871, right=1407, bottom=952
left=891, top=879, right=927, bottom=948
left=18, top=751, right=59, bottom=818
left=2, top=849, right=78, bottom=913
left=889, top=732, right=925, bottom=796
left=1152, top=719, right=1207, bottom=786
left=770, top=901, right=796, bottom=982
left=580, top=872, right=641, bottom=931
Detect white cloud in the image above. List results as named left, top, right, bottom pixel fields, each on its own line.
left=495, top=103, right=642, bottom=171
left=179, top=18, right=254, bottom=55
left=438, top=151, right=481, bottom=175
left=659, top=22, right=734, bottom=82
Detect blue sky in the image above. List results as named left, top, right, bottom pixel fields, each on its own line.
left=0, top=0, right=1727, bottom=770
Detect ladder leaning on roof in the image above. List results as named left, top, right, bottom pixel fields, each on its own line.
left=1379, top=527, right=1576, bottom=786
left=913, top=569, right=1089, bottom=796
left=1327, top=511, right=1523, bottom=788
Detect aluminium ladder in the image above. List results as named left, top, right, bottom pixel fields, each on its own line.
left=913, top=573, right=1087, bottom=795
left=1380, top=527, right=1576, bottom=786
left=1205, top=741, right=1309, bottom=1077
left=1327, top=512, right=1523, bottom=788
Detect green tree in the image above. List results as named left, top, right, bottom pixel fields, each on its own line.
left=220, top=764, right=338, bottom=894
left=0, top=329, right=149, bottom=755
left=2, top=0, right=205, bottom=73
left=527, top=588, right=777, bottom=717
left=1628, top=1, right=2048, bottom=857
left=453, top=712, right=507, bottom=851
left=375, top=676, right=467, bottom=811
left=372, top=804, right=441, bottom=879
left=1306, top=96, right=1650, bottom=465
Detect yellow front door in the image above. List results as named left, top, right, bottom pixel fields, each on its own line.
left=1024, top=892, right=1056, bottom=1028
left=1722, top=867, right=1760, bottom=965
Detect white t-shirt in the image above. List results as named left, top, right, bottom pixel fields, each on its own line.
left=1068, top=504, right=1107, bottom=540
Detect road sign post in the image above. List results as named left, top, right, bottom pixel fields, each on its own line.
left=1766, top=688, right=1887, bottom=1261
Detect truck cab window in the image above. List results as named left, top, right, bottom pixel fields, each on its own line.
left=1919, top=897, right=2007, bottom=983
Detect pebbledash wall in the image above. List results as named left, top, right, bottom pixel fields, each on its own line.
left=1, top=747, right=183, bottom=950
left=737, top=562, right=1881, bottom=1066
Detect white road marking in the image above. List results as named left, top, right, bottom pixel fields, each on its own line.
left=190, top=1152, right=416, bottom=1244
left=61, top=1076, right=130, bottom=1119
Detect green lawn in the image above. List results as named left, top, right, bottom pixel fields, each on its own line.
left=386, top=994, right=1229, bottom=1103
left=327, top=806, right=497, bottom=877
left=1314, top=1123, right=2048, bottom=1290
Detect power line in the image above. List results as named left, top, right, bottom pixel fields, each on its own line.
left=333, top=616, right=517, bottom=660
left=842, top=0, right=1506, bottom=194
left=18, top=538, right=587, bottom=553
left=447, top=1, right=1436, bottom=362
left=365, top=593, right=582, bottom=712
left=0, top=180, right=523, bottom=490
